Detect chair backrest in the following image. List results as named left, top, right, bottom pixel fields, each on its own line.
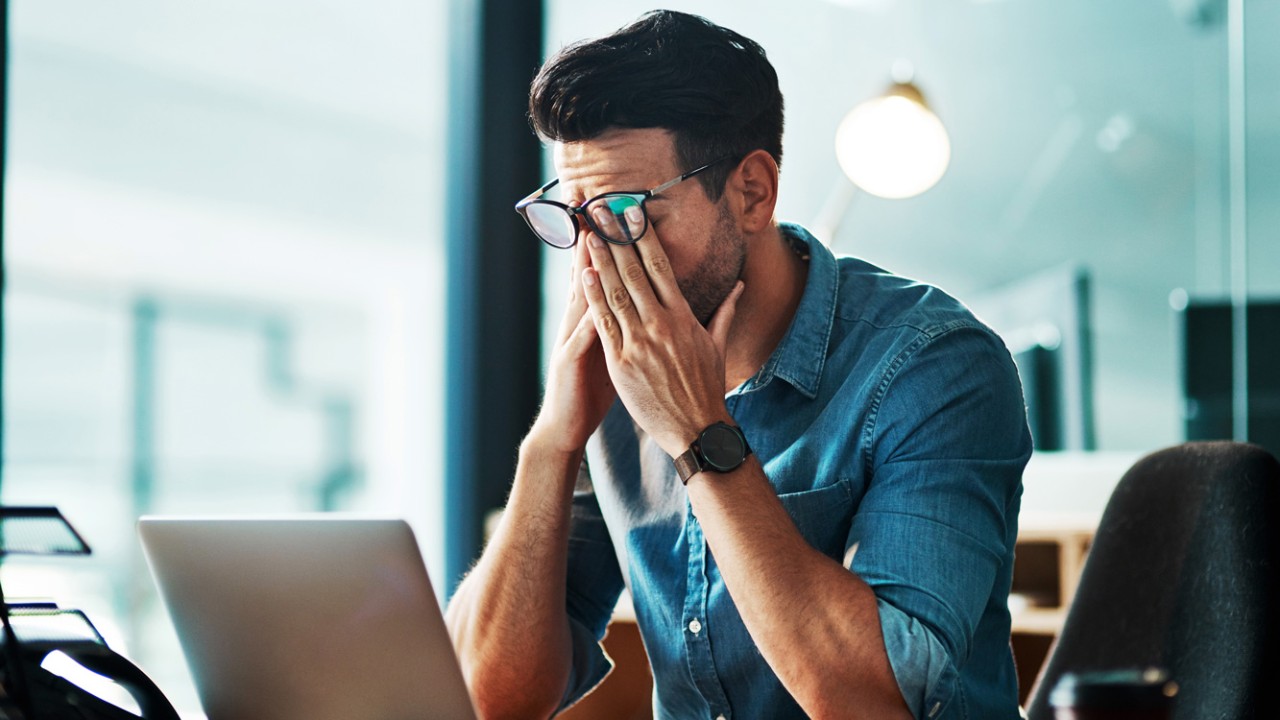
left=1025, top=441, right=1280, bottom=720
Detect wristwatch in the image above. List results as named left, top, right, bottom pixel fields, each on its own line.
left=673, top=422, right=752, bottom=485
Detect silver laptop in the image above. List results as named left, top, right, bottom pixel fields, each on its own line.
left=138, top=516, right=477, bottom=720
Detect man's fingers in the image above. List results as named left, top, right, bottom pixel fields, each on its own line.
left=563, top=305, right=600, bottom=356
left=632, top=232, right=683, bottom=309
left=707, top=280, right=745, bottom=356
left=553, top=242, right=593, bottom=346
left=585, top=233, right=649, bottom=326
left=582, top=267, right=623, bottom=351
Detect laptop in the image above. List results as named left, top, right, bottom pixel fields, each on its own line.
left=138, top=516, right=478, bottom=720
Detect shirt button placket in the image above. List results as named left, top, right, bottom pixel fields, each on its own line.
left=683, top=497, right=732, bottom=719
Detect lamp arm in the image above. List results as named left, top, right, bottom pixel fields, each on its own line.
left=812, top=174, right=860, bottom=249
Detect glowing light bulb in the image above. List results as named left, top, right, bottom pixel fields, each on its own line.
left=834, top=84, right=951, bottom=200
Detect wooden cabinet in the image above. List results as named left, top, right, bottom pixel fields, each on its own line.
left=1010, top=513, right=1098, bottom=705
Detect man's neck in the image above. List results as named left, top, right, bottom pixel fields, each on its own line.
left=723, top=224, right=809, bottom=392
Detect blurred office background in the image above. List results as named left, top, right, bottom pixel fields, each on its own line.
left=1, top=0, right=1275, bottom=715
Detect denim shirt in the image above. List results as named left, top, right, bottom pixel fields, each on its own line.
left=560, top=223, right=1032, bottom=719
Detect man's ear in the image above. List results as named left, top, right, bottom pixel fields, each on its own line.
left=724, top=149, right=779, bottom=234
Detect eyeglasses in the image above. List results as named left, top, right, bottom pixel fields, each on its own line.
left=514, top=157, right=730, bottom=249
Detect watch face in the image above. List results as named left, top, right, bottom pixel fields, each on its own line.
left=699, top=423, right=746, bottom=472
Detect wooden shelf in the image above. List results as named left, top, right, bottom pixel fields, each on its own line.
left=1010, top=513, right=1099, bottom=704
left=1011, top=607, right=1067, bottom=636
left=1012, top=513, right=1097, bottom=627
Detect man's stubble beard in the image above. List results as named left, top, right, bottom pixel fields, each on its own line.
left=679, top=204, right=748, bottom=327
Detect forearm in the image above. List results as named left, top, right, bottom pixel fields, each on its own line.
left=445, top=435, right=581, bottom=719
left=687, top=459, right=912, bottom=720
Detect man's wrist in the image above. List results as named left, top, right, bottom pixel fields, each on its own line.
left=519, top=426, right=585, bottom=473
left=660, top=406, right=736, bottom=458
left=672, top=420, right=752, bottom=484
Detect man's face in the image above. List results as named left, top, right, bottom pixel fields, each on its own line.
left=552, top=127, right=747, bottom=325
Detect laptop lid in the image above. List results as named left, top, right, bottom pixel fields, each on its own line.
left=138, top=516, right=477, bottom=720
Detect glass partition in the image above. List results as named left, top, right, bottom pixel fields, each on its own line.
left=542, top=0, right=1277, bottom=453
left=3, top=0, right=447, bottom=712
left=536, top=1, right=1277, bottom=705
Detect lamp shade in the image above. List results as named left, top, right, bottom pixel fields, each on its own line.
left=834, top=82, right=951, bottom=199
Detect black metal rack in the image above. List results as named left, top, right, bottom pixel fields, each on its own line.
left=0, top=507, right=92, bottom=718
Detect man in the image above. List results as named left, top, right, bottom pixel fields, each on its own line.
left=446, top=10, right=1031, bottom=720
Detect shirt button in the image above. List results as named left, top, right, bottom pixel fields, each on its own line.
left=688, top=618, right=702, bottom=634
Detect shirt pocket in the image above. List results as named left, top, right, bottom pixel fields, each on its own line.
left=775, top=478, right=856, bottom=561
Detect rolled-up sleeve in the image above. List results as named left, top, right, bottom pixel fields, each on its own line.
left=876, top=598, right=961, bottom=718
left=847, top=323, right=1031, bottom=717
left=558, top=467, right=626, bottom=711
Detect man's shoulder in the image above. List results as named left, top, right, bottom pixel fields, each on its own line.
left=831, top=256, right=991, bottom=342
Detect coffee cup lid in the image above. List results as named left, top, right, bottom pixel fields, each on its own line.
left=1049, top=668, right=1178, bottom=709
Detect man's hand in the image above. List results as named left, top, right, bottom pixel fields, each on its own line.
left=580, top=229, right=744, bottom=457
left=529, top=240, right=618, bottom=455
left=447, top=244, right=612, bottom=720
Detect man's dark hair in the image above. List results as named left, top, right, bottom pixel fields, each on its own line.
left=529, top=10, right=784, bottom=200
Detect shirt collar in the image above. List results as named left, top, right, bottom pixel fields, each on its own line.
left=738, top=223, right=837, bottom=400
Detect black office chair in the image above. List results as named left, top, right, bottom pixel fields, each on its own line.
left=1024, top=441, right=1280, bottom=720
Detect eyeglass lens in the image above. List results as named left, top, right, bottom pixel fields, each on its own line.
left=525, top=194, right=649, bottom=248
left=524, top=203, right=577, bottom=249
left=586, top=196, right=647, bottom=245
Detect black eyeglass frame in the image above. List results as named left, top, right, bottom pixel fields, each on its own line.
left=514, top=156, right=732, bottom=249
